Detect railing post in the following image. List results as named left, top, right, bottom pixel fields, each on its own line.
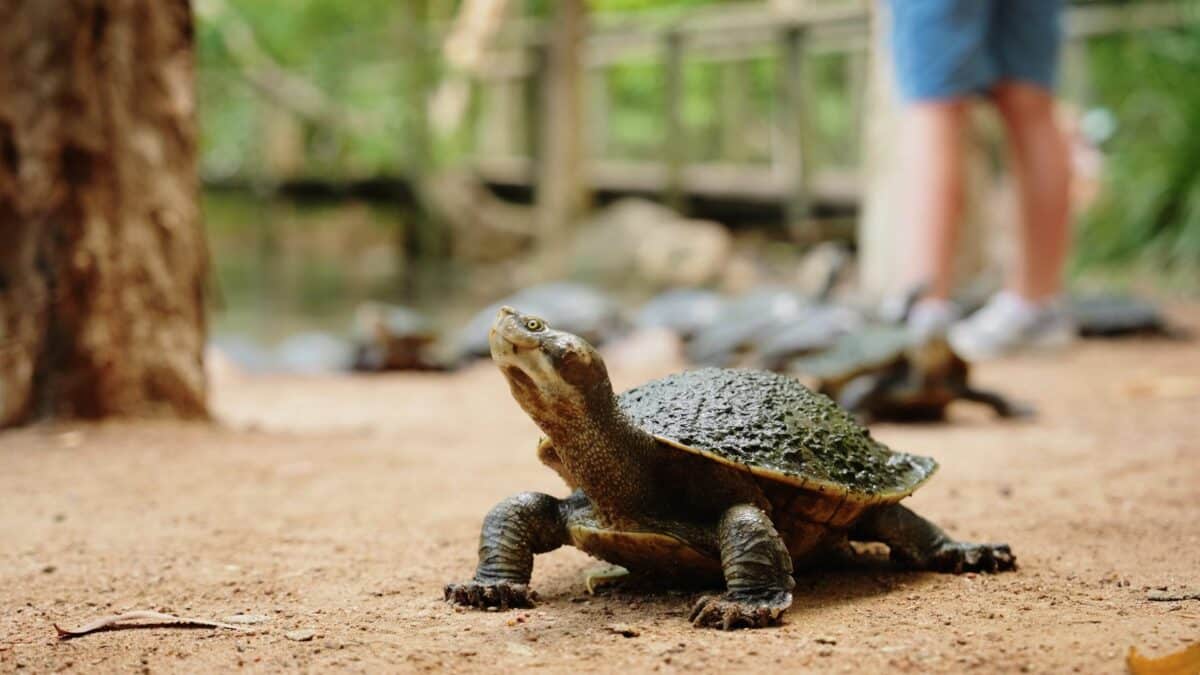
left=719, top=59, right=753, bottom=163
left=663, top=28, right=686, bottom=214
left=524, top=40, right=548, bottom=189
left=778, top=24, right=812, bottom=241
left=589, top=68, right=610, bottom=159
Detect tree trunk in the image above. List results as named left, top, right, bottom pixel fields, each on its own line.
left=0, top=0, right=208, bottom=428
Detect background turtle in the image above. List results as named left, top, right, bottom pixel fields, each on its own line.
left=445, top=307, right=1015, bottom=630
left=787, top=326, right=1030, bottom=422
left=633, top=288, right=727, bottom=342
left=751, top=303, right=866, bottom=371
left=685, top=286, right=813, bottom=366
left=1069, top=292, right=1187, bottom=339
left=349, top=302, right=446, bottom=372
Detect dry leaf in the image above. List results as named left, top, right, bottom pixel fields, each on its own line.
left=55, top=610, right=248, bottom=639
left=1127, top=642, right=1200, bottom=675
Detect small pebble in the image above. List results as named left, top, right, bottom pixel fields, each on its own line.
left=285, top=629, right=316, bottom=642
left=606, top=623, right=640, bottom=638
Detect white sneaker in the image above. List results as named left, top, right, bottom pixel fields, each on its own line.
left=949, top=291, right=1075, bottom=361
left=906, top=299, right=960, bottom=340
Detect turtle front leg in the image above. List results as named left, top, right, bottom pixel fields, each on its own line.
left=690, top=504, right=795, bottom=630
left=854, top=503, right=1016, bottom=573
left=445, top=491, right=572, bottom=610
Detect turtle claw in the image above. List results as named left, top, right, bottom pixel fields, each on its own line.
left=444, top=580, right=536, bottom=610
left=925, top=542, right=1016, bottom=574
left=688, top=591, right=792, bottom=630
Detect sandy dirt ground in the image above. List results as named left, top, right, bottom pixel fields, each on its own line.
left=2, top=306, right=1198, bottom=674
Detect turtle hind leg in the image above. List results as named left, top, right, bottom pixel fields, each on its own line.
left=956, top=385, right=1035, bottom=418
left=853, top=503, right=1016, bottom=574
left=444, top=491, right=575, bottom=610
left=690, top=504, right=795, bottom=630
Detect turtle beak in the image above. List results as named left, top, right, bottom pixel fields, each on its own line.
left=489, top=306, right=542, bottom=362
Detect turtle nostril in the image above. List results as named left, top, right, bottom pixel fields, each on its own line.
left=497, top=305, right=518, bottom=318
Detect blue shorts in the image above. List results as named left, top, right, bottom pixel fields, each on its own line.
left=888, top=0, right=1064, bottom=102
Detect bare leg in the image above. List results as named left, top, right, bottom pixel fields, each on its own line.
left=445, top=492, right=572, bottom=609
left=991, top=81, right=1072, bottom=302
left=900, top=99, right=971, bottom=301
left=853, top=503, right=1015, bottom=573
left=690, top=504, right=795, bottom=630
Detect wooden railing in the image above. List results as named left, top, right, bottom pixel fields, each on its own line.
left=467, top=1, right=1192, bottom=224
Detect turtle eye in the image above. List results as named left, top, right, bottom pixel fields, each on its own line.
left=524, top=318, right=545, bottom=332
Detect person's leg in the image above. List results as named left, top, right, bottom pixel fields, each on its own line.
left=901, top=99, right=970, bottom=303
left=949, top=0, right=1074, bottom=359
left=885, top=0, right=994, bottom=334
left=992, top=83, right=1072, bottom=302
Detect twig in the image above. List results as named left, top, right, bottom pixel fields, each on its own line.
left=54, top=611, right=249, bottom=640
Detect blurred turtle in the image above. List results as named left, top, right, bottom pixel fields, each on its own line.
left=454, top=282, right=625, bottom=360
left=685, top=245, right=855, bottom=367
left=350, top=302, right=446, bottom=372
left=752, top=303, right=866, bottom=372
left=1068, top=293, right=1187, bottom=339
left=685, top=286, right=813, bottom=367
left=788, top=326, right=1031, bottom=423
left=633, top=288, right=727, bottom=342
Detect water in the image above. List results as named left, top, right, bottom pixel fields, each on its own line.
left=204, top=189, right=456, bottom=347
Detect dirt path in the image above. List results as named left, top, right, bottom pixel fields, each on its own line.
left=2, top=307, right=1198, bottom=674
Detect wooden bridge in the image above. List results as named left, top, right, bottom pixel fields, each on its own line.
left=460, top=0, right=1188, bottom=224
left=202, top=1, right=1191, bottom=228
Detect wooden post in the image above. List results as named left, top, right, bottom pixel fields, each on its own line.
left=718, top=60, right=753, bottom=163
left=398, top=0, right=447, bottom=299
left=588, top=69, right=610, bottom=159
left=534, top=0, right=589, bottom=259
left=523, top=41, right=547, bottom=179
left=778, top=25, right=812, bottom=242
left=663, top=29, right=687, bottom=214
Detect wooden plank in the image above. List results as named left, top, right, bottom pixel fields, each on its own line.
left=472, top=156, right=859, bottom=206
left=663, top=30, right=687, bottom=213
left=778, top=26, right=813, bottom=239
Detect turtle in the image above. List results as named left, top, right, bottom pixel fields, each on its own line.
left=683, top=245, right=853, bottom=367
left=453, top=282, right=625, bottom=361
left=752, top=302, right=866, bottom=371
left=633, top=288, right=727, bottom=342
left=685, top=286, right=813, bottom=366
left=444, top=307, right=1015, bottom=630
left=349, top=302, right=446, bottom=372
left=1068, top=293, right=1188, bottom=339
left=787, top=325, right=1030, bottom=422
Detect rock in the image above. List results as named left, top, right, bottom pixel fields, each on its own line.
left=285, top=629, right=317, bottom=642
left=605, top=623, right=640, bottom=638
left=224, top=614, right=271, bottom=625
left=505, top=642, right=536, bottom=657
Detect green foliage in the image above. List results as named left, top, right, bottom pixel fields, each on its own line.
left=1076, top=9, right=1200, bottom=275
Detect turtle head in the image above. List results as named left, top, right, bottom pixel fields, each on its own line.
left=490, top=306, right=615, bottom=430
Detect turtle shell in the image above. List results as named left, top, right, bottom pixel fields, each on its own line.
left=788, top=325, right=914, bottom=381
left=615, top=368, right=936, bottom=503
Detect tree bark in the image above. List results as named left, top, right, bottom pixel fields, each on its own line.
left=0, top=0, right=208, bottom=427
